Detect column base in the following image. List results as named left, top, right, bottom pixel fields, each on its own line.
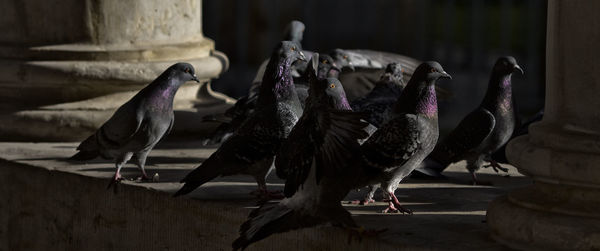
left=0, top=37, right=232, bottom=141
left=487, top=134, right=600, bottom=250
left=487, top=194, right=600, bottom=250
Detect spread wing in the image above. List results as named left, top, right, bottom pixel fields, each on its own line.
left=430, top=108, right=495, bottom=165
left=361, top=114, right=420, bottom=170
left=280, top=109, right=368, bottom=197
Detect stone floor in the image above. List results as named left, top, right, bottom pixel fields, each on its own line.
left=0, top=140, right=531, bottom=250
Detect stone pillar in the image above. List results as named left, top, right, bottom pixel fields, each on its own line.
left=487, top=1, right=600, bottom=249
left=0, top=0, right=231, bottom=141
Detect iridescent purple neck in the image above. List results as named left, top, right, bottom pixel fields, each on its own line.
left=482, top=73, right=513, bottom=112
left=415, top=84, right=438, bottom=118
left=146, top=79, right=181, bottom=111
left=273, top=58, right=295, bottom=99
left=394, top=81, right=438, bottom=118
left=258, top=57, right=297, bottom=106
left=335, top=92, right=352, bottom=110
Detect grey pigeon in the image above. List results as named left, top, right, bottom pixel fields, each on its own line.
left=201, top=20, right=309, bottom=146
left=351, top=63, right=406, bottom=127
left=70, top=63, right=199, bottom=186
left=233, top=54, right=369, bottom=250
left=359, top=61, right=451, bottom=213
left=283, top=20, right=305, bottom=49
left=174, top=41, right=306, bottom=198
left=202, top=53, right=341, bottom=145
left=422, top=56, right=523, bottom=185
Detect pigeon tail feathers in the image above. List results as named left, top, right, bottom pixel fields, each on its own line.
left=173, top=156, right=223, bottom=197
left=69, top=150, right=99, bottom=161
left=232, top=202, right=320, bottom=250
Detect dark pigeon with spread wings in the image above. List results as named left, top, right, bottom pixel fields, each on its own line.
left=233, top=54, right=368, bottom=250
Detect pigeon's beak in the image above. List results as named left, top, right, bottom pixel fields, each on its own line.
left=440, top=71, right=452, bottom=80
left=297, top=51, right=307, bottom=62
left=513, top=64, right=524, bottom=74
left=331, top=63, right=341, bottom=72
left=347, top=62, right=356, bottom=71
left=192, top=75, right=200, bottom=83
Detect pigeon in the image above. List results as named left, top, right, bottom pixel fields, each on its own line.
left=70, top=63, right=200, bottom=186
left=200, top=20, right=309, bottom=146
left=351, top=63, right=406, bottom=127
left=275, top=53, right=352, bottom=184
left=423, top=56, right=523, bottom=185
left=174, top=41, right=306, bottom=198
left=282, top=20, right=305, bottom=49
left=358, top=61, right=451, bottom=213
left=201, top=53, right=341, bottom=145
left=233, top=54, right=369, bottom=250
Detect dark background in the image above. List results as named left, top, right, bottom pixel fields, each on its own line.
left=203, top=0, right=546, bottom=131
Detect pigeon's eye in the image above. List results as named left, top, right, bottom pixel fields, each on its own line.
left=343, top=55, right=348, bottom=60
left=430, top=68, right=437, bottom=73
left=291, top=47, right=296, bottom=51
left=322, top=60, right=328, bottom=64
left=184, top=68, right=190, bottom=73
left=329, top=83, right=336, bottom=88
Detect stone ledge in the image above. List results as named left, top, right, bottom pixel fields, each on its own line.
left=0, top=141, right=529, bottom=250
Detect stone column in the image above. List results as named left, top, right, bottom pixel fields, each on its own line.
left=487, top=1, right=600, bottom=249
left=0, top=0, right=231, bottom=141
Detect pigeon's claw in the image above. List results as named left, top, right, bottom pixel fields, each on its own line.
left=360, top=199, right=375, bottom=205
left=349, top=199, right=376, bottom=205
left=382, top=203, right=399, bottom=214
left=382, top=193, right=413, bottom=214
left=483, top=160, right=509, bottom=173
left=107, top=173, right=124, bottom=190
left=382, top=199, right=413, bottom=214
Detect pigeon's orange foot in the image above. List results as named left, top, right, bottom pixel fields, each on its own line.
left=349, top=199, right=376, bottom=205
left=382, top=194, right=413, bottom=214
left=107, top=173, right=124, bottom=193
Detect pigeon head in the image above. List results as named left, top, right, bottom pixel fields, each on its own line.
left=307, top=54, right=351, bottom=110
left=413, top=61, right=452, bottom=83
left=379, top=63, right=404, bottom=84
left=169, top=62, right=200, bottom=83
left=493, top=56, right=524, bottom=75
left=282, top=20, right=305, bottom=45
left=318, top=54, right=341, bottom=79
left=330, top=48, right=355, bottom=71
left=322, top=78, right=351, bottom=110
left=275, top=41, right=306, bottom=63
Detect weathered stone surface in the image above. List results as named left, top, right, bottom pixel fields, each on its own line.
left=0, top=0, right=230, bottom=141
left=0, top=142, right=528, bottom=250
left=487, top=1, right=600, bottom=250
